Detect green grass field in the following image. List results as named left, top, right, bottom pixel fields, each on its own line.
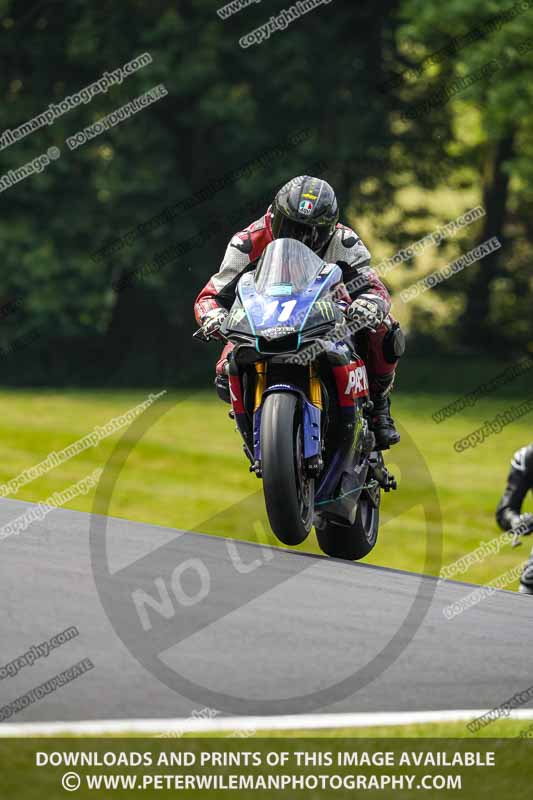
left=0, top=356, right=531, bottom=589
left=177, top=719, right=531, bottom=739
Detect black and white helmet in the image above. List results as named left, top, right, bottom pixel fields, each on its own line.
left=271, top=175, right=339, bottom=253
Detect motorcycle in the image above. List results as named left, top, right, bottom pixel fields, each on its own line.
left=194, top=238, right=397, bottom=559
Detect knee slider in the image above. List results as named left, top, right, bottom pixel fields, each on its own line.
left=214, top=375, right=231, bottom=404
left=383, top=321, right=405, bottom=363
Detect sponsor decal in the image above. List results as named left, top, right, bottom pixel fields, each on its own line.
left=332, top=359, right=369, bottom=406
left=315, top=300, right=335, bottom=321
left=261, top=326, right=296, bottom=340
left=266, top=284, right=293, bottom=296
left=345, top=364, right=369, bottom=398
left=266, top=383, right=294, bottom=392
left=299, top=199, right=314, bottom=215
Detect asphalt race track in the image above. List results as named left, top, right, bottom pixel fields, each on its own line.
left=1, top=498, right=533, bottom=723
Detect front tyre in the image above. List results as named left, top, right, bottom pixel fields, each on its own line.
left=261, top=392, right=314, bottom=546
left=315, top=491, right=380, bottom=560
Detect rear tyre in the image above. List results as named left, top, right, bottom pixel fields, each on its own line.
left=316, top=491, right=380, bottom=560
left=261, top=392, right=314, bottom=546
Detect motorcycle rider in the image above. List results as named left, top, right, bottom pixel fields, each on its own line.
left=496, top=443, right=533, bottom=593
left=194, top=176, right=405, bottom=449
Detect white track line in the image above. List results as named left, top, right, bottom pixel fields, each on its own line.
left=2, top=710, right=533, bottom=736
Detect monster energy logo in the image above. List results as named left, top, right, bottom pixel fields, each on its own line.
left=315, top=300, right=335, bottom=321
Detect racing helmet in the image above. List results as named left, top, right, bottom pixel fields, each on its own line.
left=271, top=175, right=339, bottom=253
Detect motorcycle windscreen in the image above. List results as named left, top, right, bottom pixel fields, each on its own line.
left=254, top=239, right=325, bottom=295
left=235, top=239, right=343, bottom=339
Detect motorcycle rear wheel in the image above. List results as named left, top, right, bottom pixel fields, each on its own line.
left=315, top=491, right=380, bottom=560
left=261, top=392, right=314, bottom=546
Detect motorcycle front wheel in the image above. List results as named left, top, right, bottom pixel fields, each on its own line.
left=260, top=392, right=314, bottom=545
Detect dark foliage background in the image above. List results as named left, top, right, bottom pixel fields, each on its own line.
left=0, top=0, right=531, bottom=386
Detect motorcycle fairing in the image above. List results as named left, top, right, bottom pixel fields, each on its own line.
left=234, top=239, right=344, bottom=345
left=253, top=385, right=321, bottom=462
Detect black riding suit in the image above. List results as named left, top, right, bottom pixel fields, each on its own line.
left=496, top=443, right=533, bottom=592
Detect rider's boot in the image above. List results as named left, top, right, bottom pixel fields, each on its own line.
left=369, top=373, right=400, bottom=450
left=519, top=550, right=533, bottom=594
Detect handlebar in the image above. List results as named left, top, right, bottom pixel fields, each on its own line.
left=193, top=327, right=209, bottom=342
left=192, top=327, right=228, bottom=343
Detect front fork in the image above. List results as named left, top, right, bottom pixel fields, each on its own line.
left=254, top=361, right=323, bottom=411
left=229, top=360, right=324, bottom=478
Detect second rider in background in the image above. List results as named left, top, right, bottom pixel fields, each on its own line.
left=496, top=443, right=533, bottom=594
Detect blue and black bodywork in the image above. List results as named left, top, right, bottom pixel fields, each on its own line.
left=218, top=238, right=395, bottom=556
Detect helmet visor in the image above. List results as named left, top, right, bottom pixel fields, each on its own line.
left=272, top=213, right=333, bottom=253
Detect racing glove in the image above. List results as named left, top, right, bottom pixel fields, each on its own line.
left=200, top=308, right=229, bottom=340
left=347, top=294, right=385, bottom=332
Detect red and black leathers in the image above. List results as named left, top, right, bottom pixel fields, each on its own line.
left=194, top=206, right=398, bottom=396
